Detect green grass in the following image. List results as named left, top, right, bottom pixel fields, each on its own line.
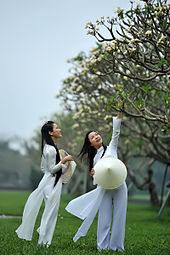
left=0, top=191, right=30, bottom=215
left=129, top=194, right=150, bottom=200
left=0, top=191, right=170, bottom=255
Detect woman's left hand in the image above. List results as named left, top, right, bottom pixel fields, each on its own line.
left=90, top=168, right=95, bottom=176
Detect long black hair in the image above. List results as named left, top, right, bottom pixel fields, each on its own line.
left=79, top=130, right=107, bottom=172
left=41, top=121, right=61, bottom=187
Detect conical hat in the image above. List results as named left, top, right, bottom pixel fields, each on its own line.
left=59, top=149, right=76, bottom=184
left=94, top=157, right=127, bottom=189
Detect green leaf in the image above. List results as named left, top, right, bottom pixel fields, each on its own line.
left=134, top=139, right=142, bottom=147
left=113, top=105, right=121, bottom=109
left=119, top=91, right=126, bottom=98
left=140, top=83, right=151, bottom=93
left=146, top=102, right=152, bottom=107
left=109, top=95, right=115, bottom=103
left=139, top=97, right=144, bottom=106
left=140, top=87, right=147, bottom=93
left=163, top=92, right=168, bottom=102
left=134, top=101, right=140, bottom=106
left=156, top=58, right=169, bottom=67
left=127, top=89, right=135, bottom=97
left=118, top=10, right=124, bottom=19
left=162, top=19, right=167, bottom=29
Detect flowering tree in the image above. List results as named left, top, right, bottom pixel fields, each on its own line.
left=84, top=0, right=169, bottom=125
left=86, top=1, right=169, bottom=79
left=57, top=0, right=170, bottom=204
left=57, top=49, right=169, bottom=204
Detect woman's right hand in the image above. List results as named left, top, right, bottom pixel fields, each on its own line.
left=90, top=168, right=95, bottom=176
left=116, top=97, right=122, bottom=119
left=61, top=155, right=73, bottom=164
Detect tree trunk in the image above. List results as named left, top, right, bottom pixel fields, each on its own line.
left=148, top=182, right=159, bottom=206
left=147, top=168, right=159, bottom=206
left=160, top=164, right=169, bottom=206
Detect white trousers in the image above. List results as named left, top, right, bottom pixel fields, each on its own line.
left=16, top=174, right=62, bottom=247
left=97, top=182, right=127, bottom=251
left=38, top=177, right=62, bottom=247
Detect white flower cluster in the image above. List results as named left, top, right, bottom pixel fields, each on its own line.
left=158, top=35, right=167, bottom=44
left=145, top=31, right=152, bottom=37
left=123, top=76, right=129, bottom=81
left=89, top=55, right=97, bottom=65
left=128, top=38, right=139, bottom=45
left=96, top=71, right=102, bottom=75
left=104, top=115, right=112, bottom=121
left=72, top=123, right=79, bottom=129
left=105, top=43, right=113, bottom=52
left=76, top=86, right=83, bottom=92
left=71, top=85, right=77, bottom=91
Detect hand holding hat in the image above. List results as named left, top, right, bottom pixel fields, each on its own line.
left=93, top=157, right=127, bottom=189
left=61, top=154, right=73, bottom=164
left=59, top=149, right=76, bottom=184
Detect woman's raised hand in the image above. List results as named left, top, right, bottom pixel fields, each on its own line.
left=118, top=97, right=121, bottom=106
left=117, top=98, right=122, bottom=119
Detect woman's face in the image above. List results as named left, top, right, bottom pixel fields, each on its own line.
left=88, top=131, right=103, bottom=149
left=49, top=123, right=62, bottom=139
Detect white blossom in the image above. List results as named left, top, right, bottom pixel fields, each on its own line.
left=96, top=71, right=102, bottom=75
left=76, top=86, right=83, bottom=92
left=145, top=31, right=152, bottom=36
left=72, top=123, right=79, bottom=129
left=104, top=115, right=112, bottom=121
left=123, top=76, right=129, bottom=81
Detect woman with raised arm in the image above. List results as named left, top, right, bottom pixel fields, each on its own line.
left=66, top=100, right=127, bottom=252
left=16, top=121, right=75, bottom=247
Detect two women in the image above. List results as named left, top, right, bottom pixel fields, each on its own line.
left=66, top=108, right=127, bottom=251
left=16, top=121, right=74, bottom=247
left=16, top=103, right=127, bottom=251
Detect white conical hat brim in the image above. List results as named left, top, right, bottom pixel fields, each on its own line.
left=59, top=149, right=76, bottom=183
left=94, top=157, right=127, bottom=189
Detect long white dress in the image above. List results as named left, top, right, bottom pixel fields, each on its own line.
left=66, top=117, right=127, bottom=251
left=16, top=144, right=66, bottom=247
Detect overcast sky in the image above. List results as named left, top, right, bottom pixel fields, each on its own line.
left=0, top=0, right=134, bottom=143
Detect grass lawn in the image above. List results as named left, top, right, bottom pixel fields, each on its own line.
left=0, top=191, right=170, bottom=255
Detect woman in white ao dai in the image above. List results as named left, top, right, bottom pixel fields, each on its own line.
left=16, top=121, right=73, bottom=247
left=66, top=111, right=127, bottom=252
